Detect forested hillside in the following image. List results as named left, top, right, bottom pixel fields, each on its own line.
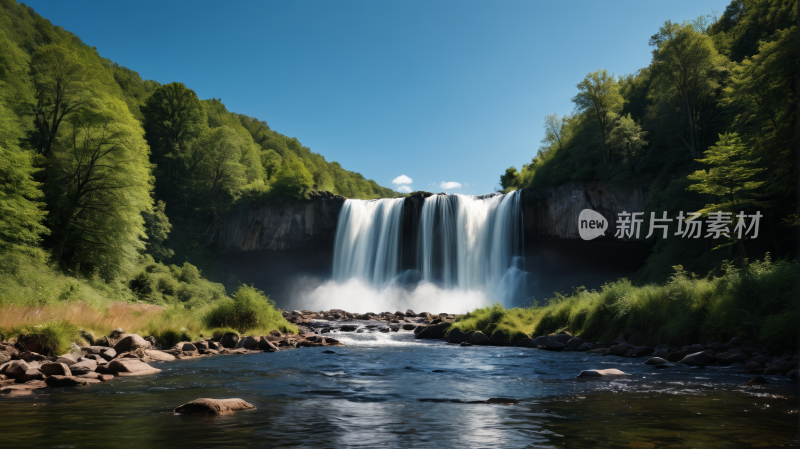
left=0, top=0, right=399, bottom=288
left=500, top=0, right=798, bottom=282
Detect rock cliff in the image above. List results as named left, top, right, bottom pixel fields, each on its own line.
left=210, top=191, right=346, bottom=254
left=520, top=181, right=646, bottom=241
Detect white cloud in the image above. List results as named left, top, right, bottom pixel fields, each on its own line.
left=397, top=185, right=412, bottom=193
left=464, top=183, right=469, bottom=187
left=392, top=175, right=413, bottom=185
left=440, top=181, right=462, bottom=190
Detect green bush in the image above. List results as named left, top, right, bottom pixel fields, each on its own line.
left=149, top=326, right=192, bottom=349
left=14, top=321, right=80, bottom=356
left=156, top=276, right=178, bottom=296
left=179, top=262, right=201, bottom=284
left=210, top=327, right=239, bottom=339
left=204, top=284, right=297, bottom=334
left=129, top=271, right=156, bottom=299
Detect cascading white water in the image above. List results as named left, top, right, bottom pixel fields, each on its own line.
left=332, top=198, right=405, bottom=286
left=417, top=191, right=525, bottom=302
left=330, top=191, right=527, bottom=307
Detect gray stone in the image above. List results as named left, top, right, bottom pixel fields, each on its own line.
left=174, top=398, right=256, bottom=415
left=447, top=328, right=468, bottom=344
left=644, top=357, right=667, bottom=366
left=220, top=333, right=240, bottom=349
left=40, top=362, right=73, bottom=377
left=113, top=335, right=149, bottom=354
left=577, top=368, right=628, bottom=378
left=468, top=331, right=489, bottom=345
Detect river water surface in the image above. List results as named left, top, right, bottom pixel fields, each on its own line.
left=1, top=330, right=798, bottom=448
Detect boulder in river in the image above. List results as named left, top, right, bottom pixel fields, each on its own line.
left=537, top=339, right=565, bottom=351
left=644, top=357, right=667, bottom=366
left=678, top=351, right=713, bottom=366
left=566, top=337, right=586, bottom=349
left=447, top=328, right=468, bottom=344
left=112, top=334, right=149, bottom=354
left=2, top=360, right=30, bottom=380
left=577, top=368, right=628, bottom=378
left=174, top=398, right=256, bottom=415
left=237, top=336, right=259, bottom=350
left=40, top=362, right=73, bottom=377
left=145, top=350, right=176, bottom=362
left=106, top=359, right=161, bottom=377
left=257, top=336, right=278, bottom=352
left=516, top=338, right=536, bottom=348
left=220, top=333, right=240, bottom=349
left=468, top=331, right=489, bottom=345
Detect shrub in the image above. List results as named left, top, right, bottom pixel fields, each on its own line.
left=205, top=284, right=296, bottom=334
left=179, top=262, right=201, bottom=284
left=129, top=271, right=156, bottom=299
left=14, top=321, right=80, bottom=356
left=156, top=276, right=178, bottom=296
left=149, top=326, right=192, bottom=349
left=210, top=327, right=239, bottom=339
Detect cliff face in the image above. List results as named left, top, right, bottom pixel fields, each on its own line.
left=520, top=181, right=646, bottom=241
left=211, top=181, right=647, bottom=255
left=210, top=192, right=346, bottom=254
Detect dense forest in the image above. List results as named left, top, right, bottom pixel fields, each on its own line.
left=500, top=0, right=798, bottom=283
left=0, top=0, right=400, bottom=293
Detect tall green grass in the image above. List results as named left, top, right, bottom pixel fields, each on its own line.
left=205, top=285, right=298, bottom=335
left=452, top=256, right=797, bottom=348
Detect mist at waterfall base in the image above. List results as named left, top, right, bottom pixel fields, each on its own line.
left=289, top=192, right=530, bottom=313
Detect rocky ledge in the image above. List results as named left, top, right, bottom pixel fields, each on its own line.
left=282, top=308, right=456, bottom=334
left=0, top=327, right=343, bottom=397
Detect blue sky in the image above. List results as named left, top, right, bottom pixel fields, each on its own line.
left=25, top=0, right=730, bottom=195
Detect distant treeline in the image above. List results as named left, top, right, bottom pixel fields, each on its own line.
left=0, top=0, right=399, bottom=282
left=500, top=0, right=798, bottom=281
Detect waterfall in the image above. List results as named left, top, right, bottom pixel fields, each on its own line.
left=418, top=191, right=525, bottom=301
left=332, top=198, right=405, bottom=286
left=331, top=191, right=527, bottom=305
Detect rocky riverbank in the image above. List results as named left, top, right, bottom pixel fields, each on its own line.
left=0, top=326, right=343, bottom=397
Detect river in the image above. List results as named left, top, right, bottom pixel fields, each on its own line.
left=1, top=329, right=797, bottom=448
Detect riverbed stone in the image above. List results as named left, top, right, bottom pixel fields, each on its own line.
left=69, top=360, right=98, bottom=375
left=174, top=398, right=256, bottom=415
left=631, top=346, right=654, bottom=357
left=3, top=360, right=30, bottom=380
left=644, top=357, right=667, bottom=366
left=106, top=359, right=161, bottom=377
left=78, top=372, right=115, bottom=382
left=516, top=338, right=537, bottom=348
left=747, top=376, right=767, bottom=385
left=537, top=339, right=565, bottom=351
left=220, top=333, right=240, bottom=349
left=605, top=344, right=632, bottom=356
left=208, top=341, right=223, bottom=351
left=719, top=353, right=750, bottom=366
left=112, top=334, right=149, bottom=354
left=46, top=375, right=102, bottom=388
left=678, top=351, right=714, bottom=366
left=447, top=328, right=468, bottom=344
left=40, top=362, right=72, bottom=377
left=468, top=331, right=489, bottom=345
left=577, top=368, right=628, bottom=378
left=180, top=343, right=198, bottom=352
left=651, top=348, right=669, bottom=359
left=566, top=337, right=586, bottom=349
left=257, top=337, right=278, bottom=352
left=554, top=333, right=572, bottom=344
left=744, top=361, right=762, bottom=369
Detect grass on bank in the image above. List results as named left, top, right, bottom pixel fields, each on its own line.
left=0, top=254, right=297, bottom=354
left=452, top=256, right=797, bottom=349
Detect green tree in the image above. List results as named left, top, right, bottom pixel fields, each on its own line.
left=142, top=200, right=174, bottom=262
left=571, top=69, right=624, bottom=168
left=608, top=113, right=648, bottom=174
left=189, top=126, right=247, bottom=212
left=500, top=167, right=520, bottom=191
left=0, top=30, right=47, bottom=260
left=687, top=132, right=764, bottom=211
left=649, top=21, right=729, bottom=158
left=541, top=113, right=572, bottom=153
left=140, top=82, right=206, bottom=201
left=29, top=43, right=85, bottom=157
left=46, top=94, right=152, bottom=279
left=260, top=149, right=282, bottom=180
left=271, top=150, right=314, bottom=199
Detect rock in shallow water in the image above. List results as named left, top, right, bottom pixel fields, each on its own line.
left=577, top=368, right=628, bottom=378
left=174, top=398, right=256, bottom=415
